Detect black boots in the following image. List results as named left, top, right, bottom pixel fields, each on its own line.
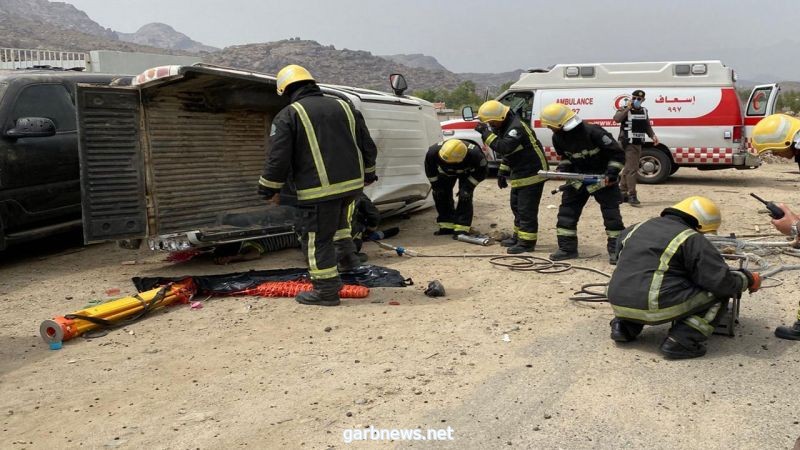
left=609, top=318, right=642, bottom=343
left=628, top=193, right=641, bottom=206
left=434, top=228, right=454, bottom=236
left=549, top=248, right=578, bottom=261
left=659, top=336, right=707, bottom=359
left=507, top=239, right=535, bottom=254
left=295, top=278, right=342, bottom=306
left=775, top=320, right=800, bottom=340
left=335, top=239, right=362, bottom=273
left=608, top=252, right=618, bottom=265
left=500, top=234, right=518, bottom=247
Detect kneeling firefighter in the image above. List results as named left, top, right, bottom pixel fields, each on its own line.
left=425, top=139, right=488, bottom=236
left=474, top=100, right=549, bottom=254
left=606, top=196, right=761, bottom=359
left=258, top=64, right=378, bottom=306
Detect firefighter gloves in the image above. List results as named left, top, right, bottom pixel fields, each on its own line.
left=258, top=185, right=279, bottom=199
left=474, top=122, right=489, bottom=135
left=739, top=269, right=762, bottom=293
left=605, top=169, right=620, bottom=185
left=497, top=175, right=508, bottom=189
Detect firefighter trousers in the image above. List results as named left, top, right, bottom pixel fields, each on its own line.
left=613, top=299, right=729, bottom=345
left=296, top=194, right=361, bottom=290
left=510, top=182, right=544, bottom=242
left=619, top=143, right=642, bottom=196
left=555, top=184, right=624, bottom=254
left=432, top=176, right=476, bottom=233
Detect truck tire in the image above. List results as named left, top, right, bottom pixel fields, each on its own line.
left=637, top=147, right=672, bottom=184
left=670, top=165, right=680, bottom=175
left=0, top=215, right=5, bottom=251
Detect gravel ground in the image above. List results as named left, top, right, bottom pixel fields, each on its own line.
left=1, top=163, right=799, bottom=449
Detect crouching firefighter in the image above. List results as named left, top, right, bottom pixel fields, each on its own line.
left=474, top=100, right=549, bottom=254
left=607, top=196, right=762, bottom=359
left=425, top=139, right=488, bottom=236
left=258, top=64, right=378, bottom=306
left=539, top=103, right=625, bottom=264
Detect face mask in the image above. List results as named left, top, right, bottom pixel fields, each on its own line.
left=632, top=99, right=642, bottom=108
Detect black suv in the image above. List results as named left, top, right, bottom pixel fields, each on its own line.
left=0, top=69, right=128, bottom=250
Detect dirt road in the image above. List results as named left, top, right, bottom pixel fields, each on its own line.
left=2, top=163, right=800, bottom=449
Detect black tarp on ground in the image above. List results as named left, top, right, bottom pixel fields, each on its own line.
left=132, top=265, right=411, bottom=294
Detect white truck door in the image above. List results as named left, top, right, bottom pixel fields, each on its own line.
left=354, top=96, right=437, bottom=215
left=744, top=84, right=780, bottom=146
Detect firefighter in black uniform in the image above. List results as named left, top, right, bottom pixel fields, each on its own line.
left=474, top=100, right=549, bottom=254
left=425, top=139, right=488, bottom=236
left=258, top=64, right=378, bottom=306
left=607, top=196, right=761, bottom=359
left=540, top=103, right=625, bottom=263
left=612, top=89, right=658, bottom=206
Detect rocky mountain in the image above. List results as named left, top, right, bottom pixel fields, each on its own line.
left=117, top=23, right=218, bottom=53
left=380, top=53, right=448, bottom=72
left=0, top=0, right=116, bottom=39
left=0, top=0, right=505, bottom=93
left=206, top=39, right=464, bottom=91
left=459, top=70, right=525, bottom=93
left=0, top=14, right=183, bottom=55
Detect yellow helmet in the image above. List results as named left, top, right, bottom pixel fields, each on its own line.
left=439, top=139, right=468, bottom=163
left=540, top=103, right=581, bottom=131
left=477, top=100, right=510, bottom=122
left=671, top=196, right=721, bottom=233
left=751, top=114, right=800, bottom=158
left=276, top=64, right=315, bottom=96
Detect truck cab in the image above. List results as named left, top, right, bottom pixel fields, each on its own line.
left=77, top=64, right=441, bottom=251
left=0, top=69, right=128, bottom=250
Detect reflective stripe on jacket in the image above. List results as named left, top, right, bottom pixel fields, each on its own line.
left=425, top=142, right=488, bottom=185
left=260, top=84, right=378, bottom=203
left=607, top=214, right=748, bottom=324
left=482, top=113, right=549, bottom=188
left=552, top=122, right=625, bottom=176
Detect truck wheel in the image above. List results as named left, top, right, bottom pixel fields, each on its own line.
left=670, top=165, right=680, bottom=175
left=637, top=148, right=672, bottom=184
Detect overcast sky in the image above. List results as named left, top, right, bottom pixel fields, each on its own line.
left=65, top=0, right=797, bottom=76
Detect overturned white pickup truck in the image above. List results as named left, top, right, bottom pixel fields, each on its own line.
left=77, top=64, right=441, bottom=251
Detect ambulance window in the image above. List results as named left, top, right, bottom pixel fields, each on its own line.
left=747, top=87, right=772, bottom=116
left=499, top=92, right=533, bottom=121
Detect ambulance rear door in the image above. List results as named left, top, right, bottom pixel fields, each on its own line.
left=744, top=84, right=779, bottom=145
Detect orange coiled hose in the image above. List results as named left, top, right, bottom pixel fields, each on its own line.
left=239, top=280, right=369, bottom=298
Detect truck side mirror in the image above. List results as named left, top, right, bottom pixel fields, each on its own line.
left=462, top=106, right=475, bottom=121
left=389, top=73, right=407, bottom=96
left=5, top=117, right=56, bottom=138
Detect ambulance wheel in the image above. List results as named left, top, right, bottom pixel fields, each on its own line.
left=670, top=165, right=680, bottom=175
left=637, top=148, right=672, bottom=184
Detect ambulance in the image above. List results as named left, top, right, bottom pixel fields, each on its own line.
left=441, top=60, right=776, bottom=183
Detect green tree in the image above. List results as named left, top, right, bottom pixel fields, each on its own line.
left=411, top=88, right=440, bottom=103
left=444, top=81, right=482, bottom=111
left=499, top=80, right=514, bottom=92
